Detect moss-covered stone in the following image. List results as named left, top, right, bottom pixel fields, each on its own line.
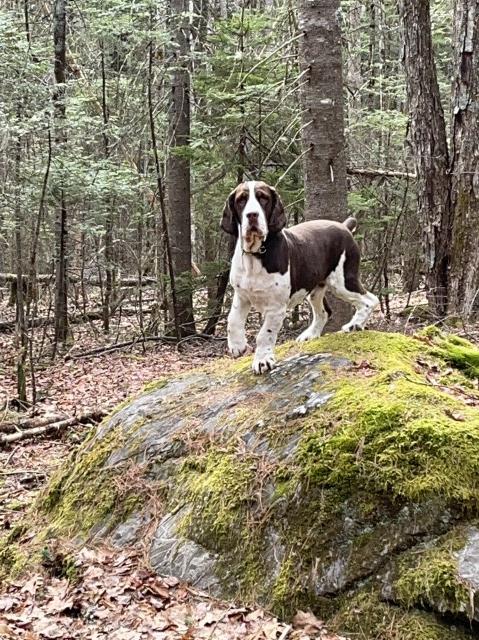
left=331, top=590, right=473, bottom=640
left=390, top=526, right=477, bottom=621
left=177, top=450, right=256, bottom=550
left=421, top=326, right=479, bottom=378
left=6, top=329, right=479, bottom=638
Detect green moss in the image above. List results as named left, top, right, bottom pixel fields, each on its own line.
left=0, top=543, right=28, bottom=578
left=173, top=449, right=272, bottom=603
left=420, top=328, right=479, bottom=378
left=6, top=500, right=25, bottom=511
left=142, top=378, right=168, bottom=394
left=39, top=424, right=143, bottom=537
left=177, top=450, right=256, bottom=549
left=332, top=590, right=472, bottom=640
left=394, top=532, right=471, bottom=617
left=270, top=554, right=313, bottom=618
left=0, top=524, right=30, bottom=578
left=296, top=357, right=479, bottom=506
left=264, top=331, right=479, bottom=617
left=299, top=330, right=422, bottom=372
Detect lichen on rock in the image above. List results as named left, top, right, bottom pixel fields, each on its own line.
left=3, top=329, right=479, bottom=638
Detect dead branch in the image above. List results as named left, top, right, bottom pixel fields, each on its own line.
left=0, top=273, right=158, bottom=287
left=67, top=335, right=177, bottom=359
left=347, top=167, right=416, bottom=180
left=0, top=413, right=67, bottom=434
left=0, top=307, right=155, bottom=333
left=0, top=410, right=107, bottom=446
left=68, top=332, right=226, bottom=360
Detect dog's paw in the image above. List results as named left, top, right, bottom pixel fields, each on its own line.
left=296, top=329, right=312, bottom=343
left=296, top=328, right=322, bottom=342
left=341, top=323, right=364, bottom=333
left=228, top=341, right=249, bottom=358
left=252, top=354, right=276, bottom=375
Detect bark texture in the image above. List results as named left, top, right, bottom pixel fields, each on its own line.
left=399, top=0, right=452, bottom=317
left=449, top=0, right=479, bottom=317
left=166, top=0, right=196, bottom=336
left=53, top=0, right=69, bottom=345
left=298, top=0, right=350, bottom=330
left=298, top=0, right=348, bottom=222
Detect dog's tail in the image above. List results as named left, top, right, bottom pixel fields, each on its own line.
left=343, top=216, right=357, bottom=233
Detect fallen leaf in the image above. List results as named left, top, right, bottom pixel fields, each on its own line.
left=0, top=597, right=18, bottom=612
left=445, top=408, right=466, bottom=421
left=0, top=621, right=16, bottom=638
left=292, top=610, right=324, bottom=635
left=199, top=611, right=220, bottom=626
left=21, top=575, right=39, bottom=597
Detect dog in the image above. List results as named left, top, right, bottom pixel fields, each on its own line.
left=221, top=180, right=379, bottom=374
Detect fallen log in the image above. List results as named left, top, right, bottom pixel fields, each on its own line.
left=0, top=272, right=158, bottom=287
left=67, top=335, right=177, bottom=359
left=0, top=307, right=154, bottom=333
left=0, top=410, right=107, bottom=446
left=0, top=413, right=67, bottom=434
left=347, top=166, right=416, bottom=180
left=68, top=332, right=225, bottom=360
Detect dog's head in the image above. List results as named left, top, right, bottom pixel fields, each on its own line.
left=221, top=181, right=286, bottom=253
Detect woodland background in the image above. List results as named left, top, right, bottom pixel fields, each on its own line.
left=0, top=0, right=478, bottom=407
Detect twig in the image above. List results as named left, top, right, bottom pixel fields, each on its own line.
left=68, top=333, right=226, bottom=360
left=0, top=469, right=46, bottom=476
left=278, top=624, right=292, bottom=640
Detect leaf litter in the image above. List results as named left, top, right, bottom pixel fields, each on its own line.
left=0, top=546, right=347, bottom=639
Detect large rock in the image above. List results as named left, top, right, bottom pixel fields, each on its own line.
left=3, top=329, right=479, bottom=639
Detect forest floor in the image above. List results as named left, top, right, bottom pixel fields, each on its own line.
left=0, top=288, right=477, bottom=639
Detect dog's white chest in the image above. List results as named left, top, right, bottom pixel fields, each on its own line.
left=230, top=246, right=290, bottom=312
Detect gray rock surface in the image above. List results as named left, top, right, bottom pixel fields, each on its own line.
left=38, top=331, right=479, bottom=638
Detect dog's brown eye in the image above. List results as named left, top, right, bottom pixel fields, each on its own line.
left=236, top=194, right=247, bottom=208
left=258, top=194, right=269, bottom=204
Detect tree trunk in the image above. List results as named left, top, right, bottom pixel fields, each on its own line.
left=14, top=130, right=27, bottom=406
left=100, top=40, right=114, bottom=334
left=298, top=0, right=348, bottom=222
left=449, top=0, right=479, bottom=317
left=399, top=0, right=452, bottom=318
left=166, top=0, right=196, bottom=336
left=53, top=0, right=69, bottom=346
left=298, top=0, right=350, bottom=330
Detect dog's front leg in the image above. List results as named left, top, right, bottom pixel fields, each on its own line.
left=227, top=291, right=251, bottom=357
left=252, top=305, right=287, bottom=375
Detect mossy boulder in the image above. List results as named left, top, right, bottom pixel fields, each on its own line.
left=5, top=330, right=479, bottom=639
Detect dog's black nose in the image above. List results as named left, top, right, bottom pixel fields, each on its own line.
left=246, top=212, right=259, bottom=222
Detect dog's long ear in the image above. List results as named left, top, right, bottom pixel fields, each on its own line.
left=221, top=190, right=238, bottom=235
left=268, top=186, right=287, bottom=233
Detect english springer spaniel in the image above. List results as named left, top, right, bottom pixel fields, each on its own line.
left=221, top=181, right=379, bottom=374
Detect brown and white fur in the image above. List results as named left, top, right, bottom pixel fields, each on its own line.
left=221, top=181, right=379, bottom=374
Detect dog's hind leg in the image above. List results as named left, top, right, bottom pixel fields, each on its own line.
left=326, top=251, right=379, bottom=332
left=339, top=289, right=379, bottom=332
left=296, top=286, right=330, bottom=342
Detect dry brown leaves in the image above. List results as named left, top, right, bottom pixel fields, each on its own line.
left=0, top=547, right=346, bottom=640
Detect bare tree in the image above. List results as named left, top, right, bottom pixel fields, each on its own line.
left=14, top=126, right=27, bottom=405
left=399, top=0, right=452, bottom=318
left=166, top=0, right=196, bottom=336
left=298, top=0, right=351, bottom=328
left=449, top=0, right=479, bottom=317
left=298, top=0, right=348, bottom=222
left=53, top=0, right=69, bottom=346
